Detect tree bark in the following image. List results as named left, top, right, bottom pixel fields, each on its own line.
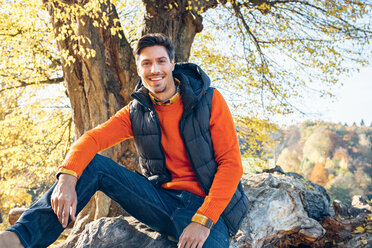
left=46, top=0, right=138, bottom=167
left=44, top=0, right=139, bottom=240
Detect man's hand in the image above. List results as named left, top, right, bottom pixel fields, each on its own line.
left=178, top=222, right=210, bottom=248
left=51, top=174, right=78, bottom=228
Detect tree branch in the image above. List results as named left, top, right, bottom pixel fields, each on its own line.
left=0, top=29, right=22, bottom=37
left=231, top=2, right=308, bottom=115
left=0, top=77, right=64, bottom=93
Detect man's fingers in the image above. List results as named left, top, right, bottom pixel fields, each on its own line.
left=51, top=197, right=55, bottom=214
left=178, top=236, right=193, bottom=248
left=178, top=240, right=186, bottom=248
left=56, top=203, right=63, bottom=224
left=61, top=202, right=71, bottom=228
left=196, top=241, right=204, bottom=248
left=70, top=199, right=77, bottom=222
left=178, top=231, right=185, bottom=248
left=199, top=240, right=206, bottom=248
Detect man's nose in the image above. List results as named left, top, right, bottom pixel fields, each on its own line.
left=151, top=62, right=160, bottom=73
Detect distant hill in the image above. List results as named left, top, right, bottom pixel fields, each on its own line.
left=272, top=121, right=372, bottom=204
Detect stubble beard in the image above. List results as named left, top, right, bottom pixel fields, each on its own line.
left=154, top=85, right=167, bottom=94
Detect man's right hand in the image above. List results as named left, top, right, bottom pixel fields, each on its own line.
left=51, top=174, right=78, bottom=228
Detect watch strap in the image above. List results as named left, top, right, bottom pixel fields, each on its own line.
left=191, top=213, right=214, bottom=229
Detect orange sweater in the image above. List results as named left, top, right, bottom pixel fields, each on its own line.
left=58, top=89, right=243, bottom=223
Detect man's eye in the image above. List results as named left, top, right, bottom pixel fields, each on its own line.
left=159, top=60, right=166, bottom=63
left=143, top=62, right=150, bottom=66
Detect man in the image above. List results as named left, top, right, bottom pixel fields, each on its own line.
left=0, top=33, right=248, bottom=248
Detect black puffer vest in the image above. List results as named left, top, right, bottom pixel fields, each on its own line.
left=130, top=63, right=248, bottom=235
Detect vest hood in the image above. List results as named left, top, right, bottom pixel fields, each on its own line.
left=131, top=62, right=211, bottom=112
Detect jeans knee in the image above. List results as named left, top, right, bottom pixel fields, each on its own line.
left=85, top=154, right=121, bottom=177
left=88, top=154, right=108, bottom=170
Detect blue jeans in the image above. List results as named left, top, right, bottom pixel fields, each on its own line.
left=7, top=154, right=230, bottom=248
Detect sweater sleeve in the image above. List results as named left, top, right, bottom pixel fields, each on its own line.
left=195, top=89, right=243, bottom=224
left=57, top=102, right=133, bottom=178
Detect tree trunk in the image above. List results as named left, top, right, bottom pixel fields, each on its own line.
left=44, top=0, right=138, bottom=241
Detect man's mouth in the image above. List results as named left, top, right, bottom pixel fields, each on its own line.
left=148, top=75, right=165, bottom=82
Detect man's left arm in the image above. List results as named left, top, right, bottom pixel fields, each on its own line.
left=178, top=89, right=243, bottom=248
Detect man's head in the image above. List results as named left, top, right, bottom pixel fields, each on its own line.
left=134, top=34, right=176, bottom=100
left=133, top=33, right=175, bottom=63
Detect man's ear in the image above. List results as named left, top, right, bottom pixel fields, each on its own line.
left=171, top=59, right=175, bottom=71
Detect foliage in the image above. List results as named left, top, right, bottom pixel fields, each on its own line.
left=0, top=3, right=70, bottom=222
left=0, top=0, right=62, bottom=92
left=302, top=127, right=333, bottom=163
left=0, top=87, right=72, bottom=229
left=309, top=162, right=327, bottom=186
left=275, top=121, right=372, bottom=203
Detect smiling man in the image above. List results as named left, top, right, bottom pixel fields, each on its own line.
left=0, top=33, right=248, bottom=248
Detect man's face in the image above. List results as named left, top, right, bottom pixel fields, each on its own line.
left=137, top=45, right=175, bottom=97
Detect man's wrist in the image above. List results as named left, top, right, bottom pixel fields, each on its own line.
left=191, top=213, right=214, bottom=229
left=56, top=168, right=79, bottom=180
left=58, top=173, right=78, bottom=186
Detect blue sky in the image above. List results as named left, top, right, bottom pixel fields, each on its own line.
left=293, top=65, right=372, bottom=126
left=318, top=65, right=372, bottom=125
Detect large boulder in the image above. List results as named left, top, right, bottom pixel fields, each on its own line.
left=230, top=172, right=330, bottom=247
left=73, top=216, right=176, bottom=248
left=59, top=172, right=333, bottom=247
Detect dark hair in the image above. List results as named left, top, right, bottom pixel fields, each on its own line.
left=134, top=33, right=175, bottom=62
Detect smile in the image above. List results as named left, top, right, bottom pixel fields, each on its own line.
left=147, top=75, right=165, bottom=82
left=149, top=77, right=163, bottom=81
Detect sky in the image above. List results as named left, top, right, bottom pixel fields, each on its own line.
left=284, top=65, right=372, bottom=126
left=317, top=65, right=372, bottom=126
left=273, top=63, right=372, bottom=126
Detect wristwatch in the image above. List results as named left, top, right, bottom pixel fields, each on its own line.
left=191, top=213, right=214, bottom=229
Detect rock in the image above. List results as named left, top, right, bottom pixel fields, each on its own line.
left=230, top=173, right=330, bottom=247
left=333, top=200, right=370, bottom=218
left=314, top=213, right=368, bottom=246
left=342, top=232, right=372, bottom=248
left=74, top=216, right=176, bottom=248
left=60, top=191, right=113, bottom=247
left=60, top=173, right=331, bottom=248
left=352, top=195, right=372, bottom=212
left=262, top=165, right=285, bottom=174
left=314, top=212, right=372, bottom=247
left=8, top=208, right=28, bottom=225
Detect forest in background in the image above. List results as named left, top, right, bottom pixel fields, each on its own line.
left=271, top=121, right=372, bottom=205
